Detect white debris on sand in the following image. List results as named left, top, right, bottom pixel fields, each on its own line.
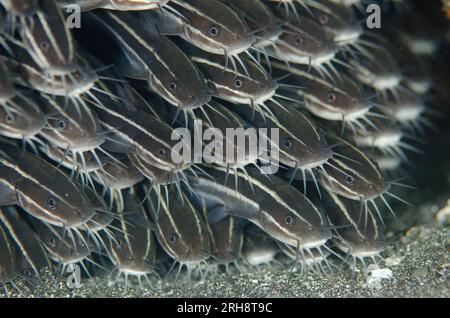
left=366, top=268, right=394, bottom=290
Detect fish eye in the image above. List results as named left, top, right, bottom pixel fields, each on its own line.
left=158, top=147, right=168, bottom=157
left=282, top=137, right=293, bottom=149
left=284, top=215, right=294, bottom=225
left=169, top=233, right=178, bottom=244
left=233, top=78, right=243, bottom=88
left=73, top=72, right=82, bottom=81
left=22, top=269, right=32, bottom=277
left=48, top=236, right=57, bottom=247
left=46, top=197, right=58, bottom=209
left=346, top=175, right=354, bottom=184
left=327, top=92, right=337, bottom=103
left=168, top=81, right=178, bottom=92
left=208, top=25, right=219, bottom=37
left=57, top=120, right=67, bottom=130
left=319, top=14, right=329, bottom=25
left=5, top=113, right=14, bottom=123
left=295, top=37, right=304, bottom=45
left=39, top=41, right=50, bottom=52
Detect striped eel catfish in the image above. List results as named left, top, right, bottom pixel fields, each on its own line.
left=195, top=194, right=244, bottom=270
left=272, top=63, right=376, bottom=130
left=0, top=149, right=96, bottom=230
left=321, top=189, right=385, bottom=273
left=103, top=191, right=157, bottom=289
left=346, top=44, right=402, bottom=93
left=190, top=50, right=279, bottom=114
left=0, top=92, right=46, bottom=150
left=0, top=207, right=51, bottom=281
left=267, top=10, right=338, bottom=75
left=16, top=0, right=76, bottom=75
left=317, top=134, right=406, bottom=224
left=57, top=0, right=170, bottom=11
left=26, top=215, right=95, bottom=277
left=76, top=185, right=116, bottom=253
left=237, top=99, right=333, bottom=193
left=0, top=220, right=19, bottom=295
left=37, top=94, right=107, bottom=178
left=192, top=100, right=259, bottom=171
left=188, top=165, right=332, bottom=250
left=365, top=149, right=402, bottom=172
left=4, top=43, right=99, bottom=99
left=89, top=10, right=211, bottom=111
left=271, top=61, right=374, bottom=134
left=146, top=187, right=211, bottom=281
left=222, top=0, right=282, bottom=49
left=92, top=156, right=145, bottom=211
left=87, top=82, right=194, bottom=184
left=377, top=90, right=429, bottom=134
left=350, top=117, right=420, bottom=160
left=302, top=0, right=363, bottom=46
left=391, top=41, right=432, bottom=95
left=149, top=0, right=256, bottom=62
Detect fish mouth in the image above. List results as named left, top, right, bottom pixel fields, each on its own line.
left=253, top=27, right=283, bottom=49
left=372, top=75, right=401, bottom=90
left=226, top=36, right=255, bottom=56
left=285, top=236, right=330, bottom=250
left=335, top=240, right=385, bottom=258
left=334, top=26, right=363, bottom=46
left=254, top=86, right=278, bottom=105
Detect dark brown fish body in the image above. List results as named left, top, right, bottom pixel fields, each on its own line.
left=269, top=13, right=337, bottom=66
left=0, top=150, right=96, bottom=228
left=322, top=190, right=385, bottom=259
left=191, top=52, right=277, bottom=106
left=147, top=189, right=211, bottom=264
left=21, top=0, right=76, bottom=74
left=189, top=165, right=331, bottom=249
left=223, top=0, right=282, bottom=48
left=161, top=0, right=255, bottom=56
left=304, top=0, right=362, bottom=46
left=272, top=62, right=371, bottom=123
left=0, top=220, right=18, bottom=285
left=193, top=101, right=259, bottom=168
left=104, top=191, right=156, bottom=277
left=39, top=95, right=105, bottom=152
left=347, top=46, right=402, bottom=91
left=319, top=135, right=389, bottom=201
left=93, top=157, right=144, bottom=191
left=378, top=91, right=425, bottom=126
left=91, top=81, right=193, bottom=175
left=91, top=11, right=210, bottom=110
left=239, top=100, right=332, bottom=170
left=351, top=118, right=403, bottom=151
left=28, top=216, right=90, bottom=265
left=0, top=93, right=46, bottom=140
left=0, top=207, right=51, bottom=280
left=196, top=195, right=244, bottom=265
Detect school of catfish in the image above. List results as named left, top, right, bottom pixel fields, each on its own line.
left=0, top=0, right=447, bottom=294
